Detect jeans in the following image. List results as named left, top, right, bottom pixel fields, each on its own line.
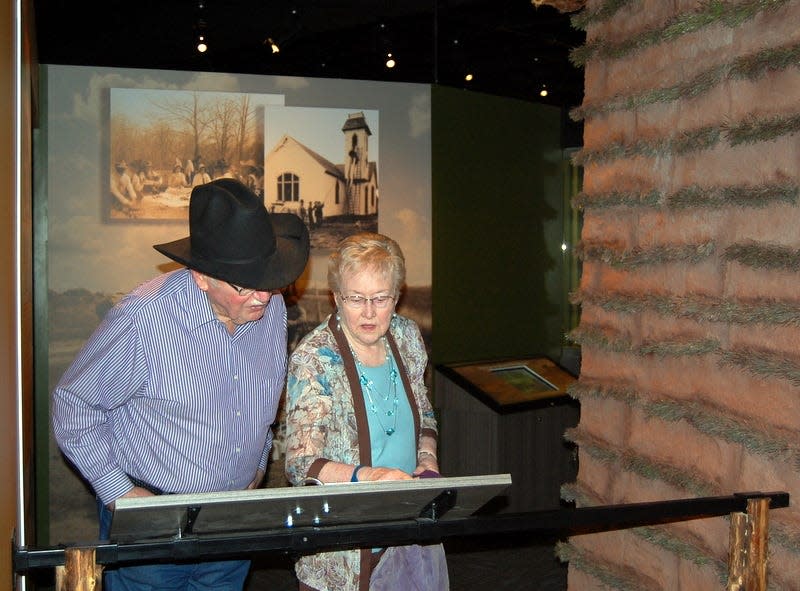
left=97, top=498, right=251, bottom=591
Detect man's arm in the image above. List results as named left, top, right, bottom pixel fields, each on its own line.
left=51, top=305, right=148, bottom=505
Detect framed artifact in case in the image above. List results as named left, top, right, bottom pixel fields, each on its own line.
left=437, top=357, right=576, bottom=412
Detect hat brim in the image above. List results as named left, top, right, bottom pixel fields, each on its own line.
left=154, top=212, right=309, bottom=291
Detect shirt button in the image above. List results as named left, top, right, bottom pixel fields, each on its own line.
left=235, top=447, right=241, bottom=453
left=233, top=375, right=239, bottom=380
left=235, top=410, right=241, bottom=417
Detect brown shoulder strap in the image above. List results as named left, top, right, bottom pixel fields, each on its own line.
left=385, top=330, right=421, bottom=445
left=327, top=314, right=372, bottom=466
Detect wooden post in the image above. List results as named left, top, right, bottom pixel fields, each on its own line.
left=727, top=510, right=746, bottom=590
left=744, top=498, right=769, bottom=591
left=727, top=497, right=770, bottom=591
left=54, top=547, right=103, bottom=591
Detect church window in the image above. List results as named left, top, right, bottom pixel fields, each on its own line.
left=277, top=172, right=299, bottom=202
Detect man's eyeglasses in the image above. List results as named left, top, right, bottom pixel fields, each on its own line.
left=339, top=294, right=395, bottom=309
left=227, top=282, right=256, bottom=297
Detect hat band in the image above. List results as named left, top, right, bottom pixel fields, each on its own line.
left=193, top=249, right=273, bottom=266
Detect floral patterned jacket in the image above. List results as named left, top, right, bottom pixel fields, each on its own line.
left=284, top=313, right=438, bottom=591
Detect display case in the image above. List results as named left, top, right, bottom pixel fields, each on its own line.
left=435, top=357, right=579, bottom=513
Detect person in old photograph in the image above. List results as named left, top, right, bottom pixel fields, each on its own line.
left=312, top=200, right=324, bottom=227
left=284, top=231, right=447, bottom=591
left=135, top=160, right=166, bottom=195
left=184, top=156, right=195, bottom=184
left=110, top=160, right=140, bottom=214
left=51, top=178, right=310, bottom=591
left=245, top=165, right=263, bottom=199
left=192, top=162, right=212, bottom=187
left=214, top=159, right=237, bottom=180
left=299, top=199, right=308, bottom=225
left=167, top=162, right=189, bottom=188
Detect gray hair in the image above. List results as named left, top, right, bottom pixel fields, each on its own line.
left=328, top=232, right=405, bottom=295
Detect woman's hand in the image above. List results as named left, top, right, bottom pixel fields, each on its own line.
left=357, top=466, right=412, bottom=481
left=414, top=450, right=439, bottom=475
left=317, top=461, right=414, bottom=483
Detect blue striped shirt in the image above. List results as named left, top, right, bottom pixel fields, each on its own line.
left=52, top=268, right=288, bottom=505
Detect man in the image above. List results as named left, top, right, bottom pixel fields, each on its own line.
left=110, top=160, right=140, bottom=214
left=51, top=178, right=310, bottom=590
left=137, top=160, right=166, bottom=195
left=192, top=162, right=212, bottom=187
left=167, top=162, right=189, bottom=188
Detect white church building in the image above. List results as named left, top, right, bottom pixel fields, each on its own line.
left=264, top=111, right=379, bottom=220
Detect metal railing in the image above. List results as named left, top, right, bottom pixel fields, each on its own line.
left=14, top=490, right=788, bottom=590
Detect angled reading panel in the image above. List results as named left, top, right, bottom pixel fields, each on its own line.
left=438, top=357, right=577, bottom=411
left=111, top=474, right=512, bottom=543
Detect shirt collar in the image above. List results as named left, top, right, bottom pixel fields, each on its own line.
left=175, top=269, right=224, bottom=332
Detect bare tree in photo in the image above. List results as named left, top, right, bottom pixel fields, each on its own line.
left=150, top=91, right=211, bottom=164
left=234, top=95, right=252, bottom=172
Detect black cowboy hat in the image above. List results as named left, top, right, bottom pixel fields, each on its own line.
left=153, top=178, right=309, bottom=290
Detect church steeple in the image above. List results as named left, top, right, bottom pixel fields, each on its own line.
left=342, top=111, right=371, bottom=184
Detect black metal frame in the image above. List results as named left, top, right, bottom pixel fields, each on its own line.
left=14, top=490, right=788, bottom=573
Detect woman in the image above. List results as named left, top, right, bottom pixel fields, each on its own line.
left=284, top=232, right=447, bottom=591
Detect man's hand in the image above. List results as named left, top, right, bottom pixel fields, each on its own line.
left=107, top=486, right=155, bottom=511
left=247, top=468, right=266, bottom=489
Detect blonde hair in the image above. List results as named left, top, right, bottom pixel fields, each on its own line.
left=328, top=232, right=405, bottom=295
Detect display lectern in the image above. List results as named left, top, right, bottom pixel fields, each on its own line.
left=112, top=474, right=513, bottom=543
left=436, top=356, right=579, bottom=513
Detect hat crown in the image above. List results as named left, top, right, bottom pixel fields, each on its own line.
left=190, top=180, right=277, bottom=265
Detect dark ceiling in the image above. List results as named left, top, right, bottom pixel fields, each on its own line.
left=32, top=0, right=585, bottom=110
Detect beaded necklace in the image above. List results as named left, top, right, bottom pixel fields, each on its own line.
left=352, top=338, right=400, bottom=436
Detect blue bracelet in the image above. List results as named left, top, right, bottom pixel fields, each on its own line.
left=351, top=464, right=364, bottom=482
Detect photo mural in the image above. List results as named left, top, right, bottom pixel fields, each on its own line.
left=108, top=88, right=281, bottom=220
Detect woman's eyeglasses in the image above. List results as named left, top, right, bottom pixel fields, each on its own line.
left=339, top=294, right=395, bottom=309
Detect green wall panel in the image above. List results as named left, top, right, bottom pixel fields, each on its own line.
left=431, top=85, right=567, bottom=366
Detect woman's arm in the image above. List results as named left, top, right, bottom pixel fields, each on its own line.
left=396, top=317, right=441, bottom=476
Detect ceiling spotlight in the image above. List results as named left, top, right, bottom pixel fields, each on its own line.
left=464, top=73, right=473, bottom=82
left=267, top=37, right=280, bottom=54
left=378, top=22, right=397, bottom=69
left=539, top=85, right=548, bottom=97
left=194, top=9, right=208, bottom=54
